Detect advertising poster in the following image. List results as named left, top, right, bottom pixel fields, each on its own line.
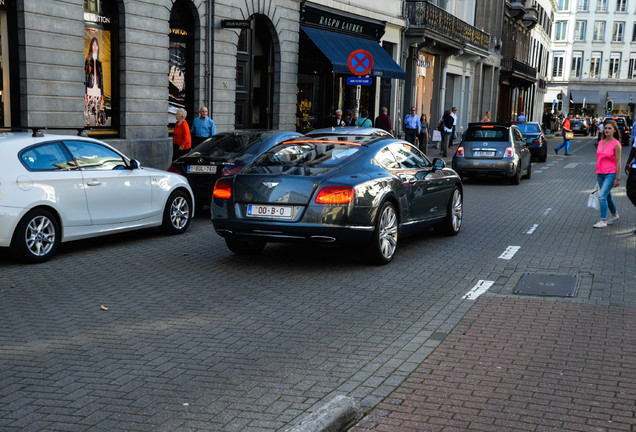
left=168, top=28, right=187, bottom=114
left=84, top=28, right=112, bottom=127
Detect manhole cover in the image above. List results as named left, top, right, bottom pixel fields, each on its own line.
left=514, top=273, right=577, bottom=297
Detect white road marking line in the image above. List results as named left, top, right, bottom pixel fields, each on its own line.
left=499, top=246, right=520, bottom=260
left=462, top=280, right=495, bottom=300
left=543, top=208, right=552, bottom=216
left=564, top=163, right=578, bottom=169
left=526, top=224, right=538, bottom=234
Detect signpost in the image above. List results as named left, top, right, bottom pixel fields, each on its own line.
left=347, top=50, right=373, bottom=127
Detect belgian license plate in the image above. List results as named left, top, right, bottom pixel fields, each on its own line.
left=473, top=151, right=495, bottom=157
left=188, top=165, right=217, bottom=173
left=247, top=204, right=293, bottom=219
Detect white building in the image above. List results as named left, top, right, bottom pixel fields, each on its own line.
left=546, top=0, right=636, bottom=118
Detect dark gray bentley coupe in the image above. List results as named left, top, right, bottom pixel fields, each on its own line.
left=211, top=134, right=463, bottom=264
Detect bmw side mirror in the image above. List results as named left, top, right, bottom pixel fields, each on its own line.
left=130, top=159, right=140, bottom=169
left=432, top=158, right=446, bottom=170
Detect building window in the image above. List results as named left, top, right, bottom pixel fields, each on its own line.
left=593, top=21, right=605, bottom=41
left=590, top=52, right=602, bottom=78
left=555, top=21, right=568, bottom=40
left=571, top=52, right=583, bottom=78
left=575, top=21, right=587, bottom=40
left=613, top=22, right=624, bottom=41
left=596, top=0, right=608, bottom=11
left=578, top=0, right=589, bottom=10
left=558, top=0, right=570, bottom=10
left=609, top=53, right=621, bottom=78
left=632, top=23, right=636, bottom=42
left=553, top=53, right=565, bottom=77
left=628, top=55, right=636, bottom=79
left=616, top=0, right=627, bottom=11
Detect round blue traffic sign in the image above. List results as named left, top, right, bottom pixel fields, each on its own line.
left=347, top=50, right=373, bottom=76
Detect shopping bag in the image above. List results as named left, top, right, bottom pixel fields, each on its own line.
left=565, top=132, right=574, bottom=140
left=432, top=130, right=442, bottom=141
left=587, top=189, right=600, bottom=210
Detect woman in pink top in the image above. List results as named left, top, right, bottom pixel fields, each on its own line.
left=593, top=120, right=622, bottom=228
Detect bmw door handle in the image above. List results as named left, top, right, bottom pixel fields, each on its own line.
left=87, top=180, right=101, bottom=187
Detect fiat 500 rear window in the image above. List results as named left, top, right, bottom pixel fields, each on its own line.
left=465, top=127, right=508, bottom=141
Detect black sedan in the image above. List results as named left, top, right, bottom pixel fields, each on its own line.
left=571, top=118, right=589, bottom=135
left=610, top=116, right=631, bottom=146
left=169, top=130, right=301, bottom=210
left=211, top=135, right=463, bottom=264
left=513, top=122, right=548, bottom=162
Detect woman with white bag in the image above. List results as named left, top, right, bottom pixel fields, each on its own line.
left=592, top=120, right=622, bottom=228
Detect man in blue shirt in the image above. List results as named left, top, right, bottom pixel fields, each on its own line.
left=191, top=106, right=216, bottom=145
left=404, top=106, right=420, bottom=146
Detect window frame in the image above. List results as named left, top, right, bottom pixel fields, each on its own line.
left=612, top=22, right=625, bottom=42
left=593, top=21, right=606, bottom=41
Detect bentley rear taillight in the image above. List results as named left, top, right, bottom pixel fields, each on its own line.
left=315, top=186, right=354, bottom=204
left=213, top=179, right=232, bottom=199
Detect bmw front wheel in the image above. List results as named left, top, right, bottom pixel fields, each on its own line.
left=160, top=189, right=192, bottom=234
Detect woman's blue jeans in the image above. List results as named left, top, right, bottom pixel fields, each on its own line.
left=597, top=173, right=617, bottom=220
left=556, top=132, right=570, bottom=153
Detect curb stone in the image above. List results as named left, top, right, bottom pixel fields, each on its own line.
left=285, top=395, right=361, bottom=432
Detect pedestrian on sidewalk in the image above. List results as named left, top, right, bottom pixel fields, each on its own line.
left=625, top=122, right=636, bottom=234
left=439, top=109, right=454, bottom=157
left=374, top=107, right=393, bottom=135
left=481, top=111, right=491, bottom=122
left=555, top=112, right=573, bottom=155
left=404, top=106, right=420, bottom=147
left=417, top=113, right=429, bottom=152
left=191, top=106, right=216, bottom=146
left=592, top=120, right=622, bottom=229
left=172, top=108, right=191, bottom=162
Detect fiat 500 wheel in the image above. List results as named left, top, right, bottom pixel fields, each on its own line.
left=160, top=189, right=192, bottom=234
left=11, top=208, right=60, bottom=263
left=363, top=201, right=398, bottom=265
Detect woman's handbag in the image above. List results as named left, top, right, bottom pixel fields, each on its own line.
left=565, top=131, right=574, bottom=140
left=432, top=130, right=442, bottom=142
left=587, top=188, right=600, bottom=210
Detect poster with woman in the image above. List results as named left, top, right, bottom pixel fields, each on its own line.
left=84, top=28, right=112, bottom=127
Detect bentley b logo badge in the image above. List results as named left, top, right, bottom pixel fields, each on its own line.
left=263, top=182, right=279, bottom=188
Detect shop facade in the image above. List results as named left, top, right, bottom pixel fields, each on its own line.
left=296, top=3, right=405, bottom=132
left=2, top=0, right=300, bottom=168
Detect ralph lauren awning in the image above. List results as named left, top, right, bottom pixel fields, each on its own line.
left=570, top=90, right=600, bottom=104
left=607, top=91, right=636, bottom=104
left=301, top=25, right=406, bottom=80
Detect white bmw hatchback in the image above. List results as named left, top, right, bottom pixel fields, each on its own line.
left=0, top=131, right=194, bottom=263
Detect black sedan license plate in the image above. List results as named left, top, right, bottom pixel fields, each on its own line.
left=188, top=165, right=217, bottom=173
left=247, top=204, right=293, bottom=219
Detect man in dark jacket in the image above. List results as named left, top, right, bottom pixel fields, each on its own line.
left=374, top=107, right=393, bottom=135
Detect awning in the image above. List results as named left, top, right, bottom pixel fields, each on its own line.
left=301, top=25, right=406, bottom=80
left=570, top=90, right=600, bottom=104
left=607, top=91, right=636, bottom=104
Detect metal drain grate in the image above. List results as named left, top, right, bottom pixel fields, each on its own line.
left=514, top=273, right=577, bottom=297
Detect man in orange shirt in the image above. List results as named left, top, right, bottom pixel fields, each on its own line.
left=555, top=112, right=573, bottom=156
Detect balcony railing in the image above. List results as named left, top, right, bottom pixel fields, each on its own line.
left=404, top=0, right=490, bottom=51
left=501, top=58, right=537, bottom=79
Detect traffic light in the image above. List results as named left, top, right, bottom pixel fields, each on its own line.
left=556, top=101, right=563, bottom=112
left=606, top=100, right=613, bottom=112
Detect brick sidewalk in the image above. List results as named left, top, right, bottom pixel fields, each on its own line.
left=350, top=297, right=636, bottom=432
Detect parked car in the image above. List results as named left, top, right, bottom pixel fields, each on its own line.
left=610, top=116, right=632, bottom=146
left=512, top=121, right=548, bottom=162
left=0, top=130, right=194, bottom=263
left=211, top=135, right=463, bottom=264
left=570, top=118, right=589, bottom=135
left=452, top=122, right=532, bottom=184
left=169, top=130, right=302, bottom=210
